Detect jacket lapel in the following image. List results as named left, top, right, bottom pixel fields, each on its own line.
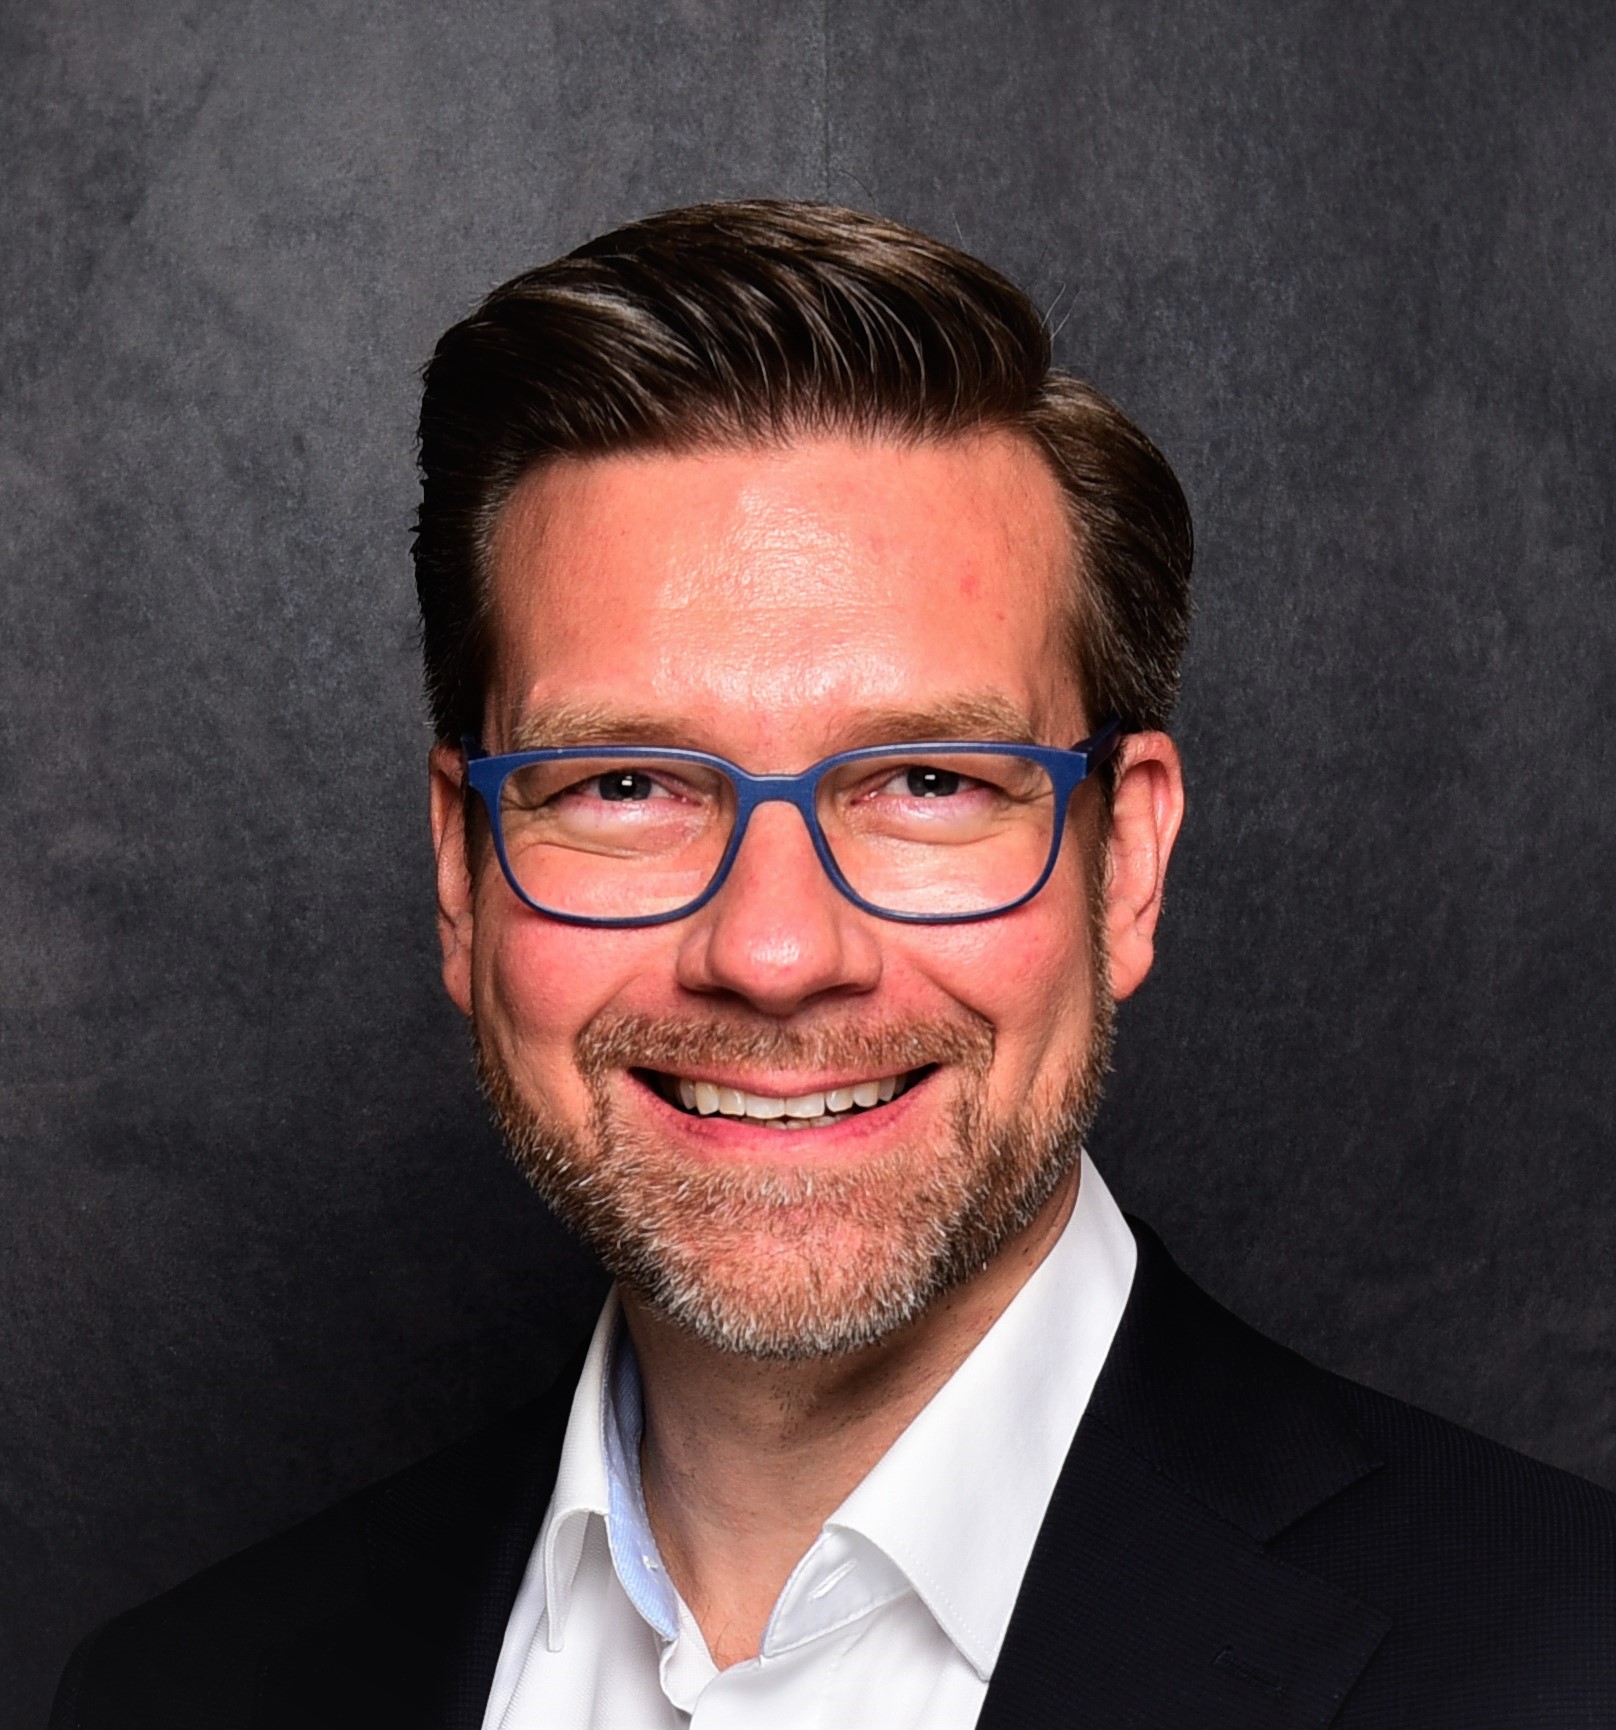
left=435, top=1369, right=578, bottom=1730
left=977, top=1226, right=1391, bottom=1729
left=249, top=1344, right=584, bottom=1730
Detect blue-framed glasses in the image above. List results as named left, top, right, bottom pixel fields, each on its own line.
left=461, top=719, right=1122, bottom=928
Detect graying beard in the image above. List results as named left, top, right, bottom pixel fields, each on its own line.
left=475, top=986, right=1114, bottom=1361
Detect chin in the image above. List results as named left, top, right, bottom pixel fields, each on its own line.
left=474, top=1007, right=1111, bottom=1360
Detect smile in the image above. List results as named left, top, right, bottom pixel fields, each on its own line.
left=646, top=1069, right=924, bottom=1130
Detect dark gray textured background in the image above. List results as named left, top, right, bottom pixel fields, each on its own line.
left=4, top=1, right=1613, bottom=1721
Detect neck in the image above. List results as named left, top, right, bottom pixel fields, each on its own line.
left=622, top=1165, right=1080, bottom=1670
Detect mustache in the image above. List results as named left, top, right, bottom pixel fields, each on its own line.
left=575, top=1008, right=995, bottom=1083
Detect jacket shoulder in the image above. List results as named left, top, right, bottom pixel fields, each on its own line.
left=1289, top=1366, right=1616, bottom=1718
left=51, top=1353, right=583, bottom=1730
left=1112, top=1223, right=1616, bottom=1719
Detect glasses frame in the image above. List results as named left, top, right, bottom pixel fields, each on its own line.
left=461, top=717, right=1122, bottom=929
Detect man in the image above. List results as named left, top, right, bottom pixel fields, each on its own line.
left=55, top=202, right=1616, bottom=1728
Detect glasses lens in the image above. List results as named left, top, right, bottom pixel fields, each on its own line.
left=817, top=749, right=1058, bottom=916
left=497, top=754, right=734, bottom=920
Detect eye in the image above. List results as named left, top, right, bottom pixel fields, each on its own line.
left=903, top=765, right=963, bottom=798
left=858, top=762, right=984, bottom=803
left=550, top=765, right=691, bottom=807
left=595, top=769, right=660, bottom=802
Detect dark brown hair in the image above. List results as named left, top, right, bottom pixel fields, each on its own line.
left=413, top=200, right=1192, bottom=747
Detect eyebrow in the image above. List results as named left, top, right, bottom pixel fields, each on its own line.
left=506, top=703, right=688, bottom=752
left=836, top=694, right=1041, bottom=747
left=503, top=691, right=1044, bottom=755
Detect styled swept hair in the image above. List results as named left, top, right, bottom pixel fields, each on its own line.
left=414, top=200, right=1192, bottom=747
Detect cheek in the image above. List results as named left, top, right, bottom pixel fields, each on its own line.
left=470, top=895, right=654, bottom=1093
left=912, top=876, right=1098, bottom=1096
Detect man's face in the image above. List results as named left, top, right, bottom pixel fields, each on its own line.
left=431, top=431, right=1175, bottom=1358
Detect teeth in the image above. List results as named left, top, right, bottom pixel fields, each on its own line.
left=667, top=1071, right=911, bottom=1122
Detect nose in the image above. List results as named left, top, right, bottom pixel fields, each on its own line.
left=673, top=799, right=883, bottom=1015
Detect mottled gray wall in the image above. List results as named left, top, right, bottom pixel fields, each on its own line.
left=4, top=1, right=1612, bottom=1721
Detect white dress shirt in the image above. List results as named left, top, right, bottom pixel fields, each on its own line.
left=481, top=1151, right=1136, bottom=1730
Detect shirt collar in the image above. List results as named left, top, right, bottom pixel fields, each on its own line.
left=539, top=1288, right=682, bottom=1649
left=815, top=1151, right=1136, bottom=1677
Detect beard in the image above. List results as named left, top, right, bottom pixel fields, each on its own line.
left=475, top=952, right=1114, bottom=1362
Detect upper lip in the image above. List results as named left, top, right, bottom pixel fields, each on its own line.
left=638, top=1065, right=920, bottom=1094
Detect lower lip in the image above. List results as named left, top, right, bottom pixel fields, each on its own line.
left=629, top=1071, right=935, bottom=1164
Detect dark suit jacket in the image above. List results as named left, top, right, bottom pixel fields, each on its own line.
left=53, top=1223, right=1616, bottom=1728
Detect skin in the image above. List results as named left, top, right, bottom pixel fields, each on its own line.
left=429, top=430, right=1184, bottom=1669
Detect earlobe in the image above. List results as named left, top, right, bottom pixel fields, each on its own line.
left=428, top=742, right=476, bottom=1016
left=1102, top=731, right=1185, bottom=1003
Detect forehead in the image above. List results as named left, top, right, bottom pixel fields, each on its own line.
left=484, top=431, right=1082, bottom=755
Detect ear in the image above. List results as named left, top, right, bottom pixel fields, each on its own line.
left=429, top=741, right=476, bottom=1016
left=1101, top=730, right=1185, bottom=1003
